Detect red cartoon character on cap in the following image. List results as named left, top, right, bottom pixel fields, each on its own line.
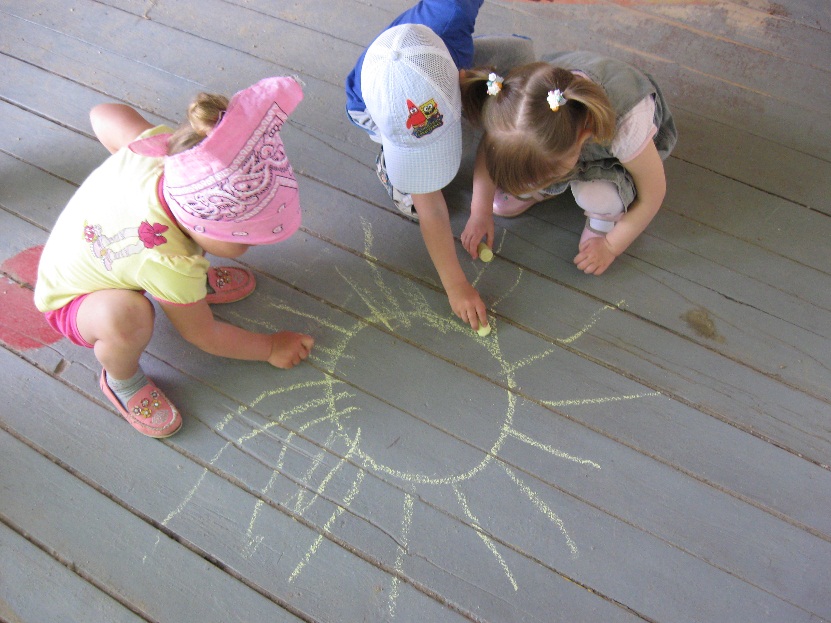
left=405, top=99, right=427, bottom=129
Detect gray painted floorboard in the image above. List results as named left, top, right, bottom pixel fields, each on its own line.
left=2, top=1, right=829, bottom=621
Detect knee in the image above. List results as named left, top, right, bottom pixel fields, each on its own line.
left=100, top=293, right=155, bottom=345
left=571, top=181, right=625, bottom=220
left=119, top=295, right=154, bottom=338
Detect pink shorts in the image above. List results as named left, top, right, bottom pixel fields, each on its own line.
left=44, top=294, right=94, bottom=348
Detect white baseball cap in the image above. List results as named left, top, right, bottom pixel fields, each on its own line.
left=361, top=23, right=463, bottom=194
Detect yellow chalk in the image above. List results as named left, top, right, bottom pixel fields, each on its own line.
left=477, top=324, right=491, bottom=337
left=477, top=242, right=493, bottom=263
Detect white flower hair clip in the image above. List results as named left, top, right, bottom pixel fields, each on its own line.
left=547, top=89, right=567, bottom=111
left=486, top=72, right=504, bottom=96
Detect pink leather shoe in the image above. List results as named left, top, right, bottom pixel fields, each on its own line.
left=99, top=371, right=182, bottom=438
left=205, top=266, right=256, bottom=304
left=492, top=189, right=546, bottom=217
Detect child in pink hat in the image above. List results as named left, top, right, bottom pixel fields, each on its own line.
left=34, top=77, right=314, bottom=438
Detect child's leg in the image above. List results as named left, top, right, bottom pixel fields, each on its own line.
left=75, top=289, right=182, bottom=438
left=571, top=180, right=625, bottom=242
left=492, top=189, right=549, bottom=217
left=376, top=149, right=417, bottom=220
left=76, top=289, right=155, bottom=381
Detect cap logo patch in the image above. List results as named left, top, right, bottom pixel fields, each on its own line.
left=405, top=98, right=444, bottom=138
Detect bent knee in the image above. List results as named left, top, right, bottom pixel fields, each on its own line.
left=78, top=290, right=155, bottom=345
left=571, top=180, right=625, bottom=220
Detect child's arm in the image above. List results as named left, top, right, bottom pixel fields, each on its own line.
left=90, top=104, right=154, bottom=154
left=413, top=190, right=489, bottom=331
left=461, top=143, right=496, bottom=259
left=159, top=299, right=314, bottom=369
left=574, top=141, right=667, bottom=275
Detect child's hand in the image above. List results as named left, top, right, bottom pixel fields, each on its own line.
left=460, top=213, right=494, bottom=258
left=574, top=237, right=618, bottom=275
left=268, top=331, right=314, bottom=369
left=446, top=281, right=488, bottom=331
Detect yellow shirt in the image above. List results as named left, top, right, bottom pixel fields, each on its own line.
left=35, top=127, right=210, bottom=312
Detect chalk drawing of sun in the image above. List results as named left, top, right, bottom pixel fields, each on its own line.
left=158, top=218, right=659, bottom=617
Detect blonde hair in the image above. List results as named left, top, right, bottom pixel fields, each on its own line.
left=461, top=62, right=616, bottom=196
left=167, top=92, right=230, bottom=156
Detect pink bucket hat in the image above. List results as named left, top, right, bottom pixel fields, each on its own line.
left=130, top=76, right=303, bottom=244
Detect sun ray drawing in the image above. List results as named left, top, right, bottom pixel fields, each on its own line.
left=157, top=219, right=665, bottom=615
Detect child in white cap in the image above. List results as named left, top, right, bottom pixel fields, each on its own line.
left=346, top=0, right=533, bottom=332
left=35, top=77, right=314, bottom=438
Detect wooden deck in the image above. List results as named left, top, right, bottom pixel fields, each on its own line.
left=2, top=1, right=830, bottom=621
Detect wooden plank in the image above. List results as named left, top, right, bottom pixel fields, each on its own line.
left=284, top=176, right=831, bottom=521
left=3, top=2, right=831, bottom=620
left=622, top=0, right=831, bottom=66
left=0, top=432, right=304, bottom=623
left=0, top=0, right=350, bottom=91
left=4, top=300, right=827, bottom=621
left=476, top=2, right=831, bottom=159
left=663, top=158, right=831, bottom=272
left=503, top=203, right=831, bottom=404
left=115, top=262, right=831, bottom=619
left=4, top=188, right=829, bottom=620
left=0, top=98, right=98, bottom=186
left=6, top=0, right=828, bottom=215
left=0, top=217, right=671, bottom=621
left=725, top=0, right=831, bottom=31
left=0, top=2, right=369, bottom=153
left=669, top=109, right=831, bottom=217
left=3, top=107, right=830, bottom=520
left=522, top=192, right=831, bottom=342
left=0, top=53, right=169, bottom=133
left=3, top=47, right=829, bottom=474
left=50, top=0, right=831, bottom=161
left=0, top=354, right=477, bottom=623
left=0, top=523, right=147, bottom=623
left=382, top=0, right=831, bottom=158
left=198, top=274, right=831, bottom=616
left=0, top=332, right=646, bottom=620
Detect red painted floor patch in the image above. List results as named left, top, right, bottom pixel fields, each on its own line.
left=0, top=246, right=62, bottom=351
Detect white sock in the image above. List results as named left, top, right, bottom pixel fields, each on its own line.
left=588, top=218, right=615, bottom=233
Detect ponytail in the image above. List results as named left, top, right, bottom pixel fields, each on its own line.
left=558, top=72, right=615, bottom=145
left=167, top=92, right=230, bottom=156
left=460, top=67, right=497, bottom=127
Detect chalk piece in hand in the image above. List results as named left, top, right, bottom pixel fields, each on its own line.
left=477, top=242, right=493, bottom=263
left=477, top=324, right=491, bottom=337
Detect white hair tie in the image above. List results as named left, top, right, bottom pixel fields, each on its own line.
left=547, top=89, right=567, bottom=111
left=486, top=72, right=504, bottom=96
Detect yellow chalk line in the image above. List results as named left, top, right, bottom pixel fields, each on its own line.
left=541, top=391, right=662, bottom=408
left=501, top=463, right=579, bottom=558
left=289, top=432, right=364, bottom=582
left=389, top=492, right=414, bottom=618
left=453, top=484, right=518, bottom=591
left=507, top=428, right=601, bottom=469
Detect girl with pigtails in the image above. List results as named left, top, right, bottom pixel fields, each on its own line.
left=460, top=51, right=677, bottom=276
